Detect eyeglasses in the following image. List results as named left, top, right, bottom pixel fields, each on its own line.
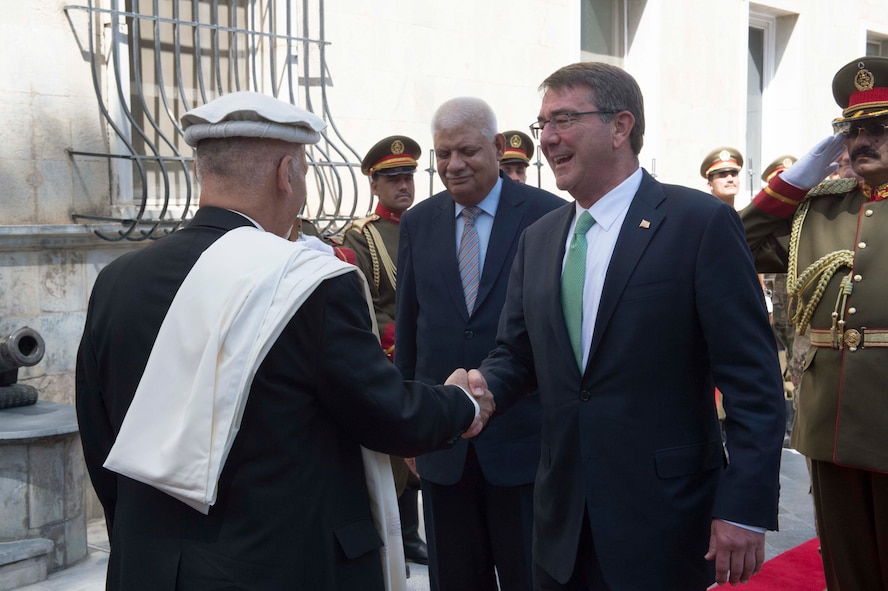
left=529, top=111, right=616, bottom=139
left=834, top=120, right=888, bottom=139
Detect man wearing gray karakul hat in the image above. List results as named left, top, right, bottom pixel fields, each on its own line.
left=76, top=91, right=494, bottom=591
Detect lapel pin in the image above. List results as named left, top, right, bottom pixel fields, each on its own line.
left=639, top=219, right=651, bottom=229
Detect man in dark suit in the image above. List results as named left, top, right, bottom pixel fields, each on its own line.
left=396, top=97, right=564, bottom=591
left=75, top=91, right=492, bottom=591
left=471, top=63, right=785, bottom=590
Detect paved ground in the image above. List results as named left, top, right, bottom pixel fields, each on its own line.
left=15, top=448, right=816, bottom=590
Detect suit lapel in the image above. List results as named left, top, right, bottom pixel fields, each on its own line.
left=585, top=171, right=665, bottom=368
left=475, top=180, right=526, bottom=313
left=429, top=194, right=469, bottom=318
left=548, top=205, right=578, bottom=372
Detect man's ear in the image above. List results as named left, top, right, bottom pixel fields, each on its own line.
left=494, top=133, right=507, bottom=160
left=612, top=111, right=635, bottom=149
left=277, top=154, right=294, bottom=197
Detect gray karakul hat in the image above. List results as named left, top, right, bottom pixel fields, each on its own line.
left=181, top=91, right=326, bottom=147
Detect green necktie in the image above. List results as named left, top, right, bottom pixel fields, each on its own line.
left=561, top=211, right=596, bottom=370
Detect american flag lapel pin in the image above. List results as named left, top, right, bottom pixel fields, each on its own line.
left=639, top=219, right=651, bottom=229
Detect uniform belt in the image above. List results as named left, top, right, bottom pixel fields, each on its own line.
left=809, top=327, right=888, bottom=350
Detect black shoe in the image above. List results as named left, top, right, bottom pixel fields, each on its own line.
left=399, top=485, right=429, bottom=565
left=404, top=538, right=428, bottom=565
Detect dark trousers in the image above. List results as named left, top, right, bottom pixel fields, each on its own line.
left=532, top=509, right=611, bottom=591
left=422, top=444, right=533, bottom=591
left=811, top=459, right=888, bottom=591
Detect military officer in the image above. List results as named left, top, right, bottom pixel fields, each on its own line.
left=741, top=56, right=888, bottom=591
left=343, top=135, right=421, bottom=361
left=341, top=134, right=429, bottom=567
left=499, top=130, right=533, bottom=184
left=700, top=146, right=743, bottom=207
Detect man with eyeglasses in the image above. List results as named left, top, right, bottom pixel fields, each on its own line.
left=742, top=55, right=888, bottom=591
left=700, top=146, right=744, bottom=207
left=469, top=62, right=784, bottom=590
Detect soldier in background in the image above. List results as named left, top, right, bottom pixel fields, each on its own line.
left=700, top=147, right=749, bottom=427
left=700, top=146, right=743, bottom=207
left=499, top=130, right=534, bottom=184
left=341, top=135, right=429, bottom=568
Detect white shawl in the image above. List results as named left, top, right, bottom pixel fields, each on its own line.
left=104, top=226, right=406, bottom=591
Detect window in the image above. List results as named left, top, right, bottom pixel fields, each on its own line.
left=66, top=0, right=360, bottom=240
left=581, top=0, right=625, bottom=58
left=867, top=33, right=888, bottom=57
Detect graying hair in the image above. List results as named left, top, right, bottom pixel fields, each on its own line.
left=431, top=97, right=498, bottom=141
left=195, top=137, right=304, bottom=191
left=540, top=62, right=645, bottom=155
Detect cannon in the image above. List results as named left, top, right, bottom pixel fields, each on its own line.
left=0, top=326, right=46, bottom=409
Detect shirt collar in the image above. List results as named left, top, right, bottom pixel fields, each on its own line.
left=454, top=177, right=503, bottom=219
left=573, top=167, right=642, bottom=229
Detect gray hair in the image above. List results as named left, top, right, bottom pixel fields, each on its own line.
left=194, top=137, right=304, bottom=192
left=540, top=62, right=645, bottom=155
left=431, top=97, right=498, bottom=141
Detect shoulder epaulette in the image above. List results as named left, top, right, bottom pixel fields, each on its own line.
left=806, top=177, right=858, bottom=198
left=345, top=213, right=380, bottom=233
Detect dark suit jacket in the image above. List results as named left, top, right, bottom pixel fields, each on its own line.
left=396, top=174, right=564, bottom=486
left=75, top=206, right=475, bottom=591
left=480, top=171, right=785, bottom=590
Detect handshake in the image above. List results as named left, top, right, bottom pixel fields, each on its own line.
left=445, top=368, right=495, bottom=439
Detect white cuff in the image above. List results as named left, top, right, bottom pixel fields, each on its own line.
left=721, top=519, right=766, bottom=534
left=454, top=385, right=480, bottom=418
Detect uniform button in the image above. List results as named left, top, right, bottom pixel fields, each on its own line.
left=848, top=307, right=857, bottom=315
left=858, top=242, right=867, bottom=249
left=854, top=274, right=863, bottom=282
left=865, top=209, right=874, bottom=216
left=464, top=330, right=474, bottom=340
left=579, top=390, right=592, bottom=402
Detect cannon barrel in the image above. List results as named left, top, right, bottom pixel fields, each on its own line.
left=0, top=327, right=46, bottom=372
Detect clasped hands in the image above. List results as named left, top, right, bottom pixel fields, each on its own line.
left=445, top=368, right=494, bottom=439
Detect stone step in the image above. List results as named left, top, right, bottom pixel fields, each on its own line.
left=0, top=539, right=53, bottom=591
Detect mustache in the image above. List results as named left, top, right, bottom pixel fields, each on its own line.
left=850, top=146, right=881, bottom=160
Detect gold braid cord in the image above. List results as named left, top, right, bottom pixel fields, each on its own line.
left=785, top=197, right=854, bottom=336
left=361, top=226, right=382, bottom=290
left=364, top=224, right=397, bottom=291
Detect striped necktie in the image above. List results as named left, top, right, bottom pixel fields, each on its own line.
left=458, top=206, right=482, bottom=314
left=561, top=211, right=596, bottom=370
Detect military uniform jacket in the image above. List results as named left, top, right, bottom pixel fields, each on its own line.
left=742, top=174, right=888, bottom=473
left=342, top=205, right=400, bottom=358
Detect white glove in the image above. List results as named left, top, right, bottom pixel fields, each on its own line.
left=780, top=133, right=846, bottom=190
left=296, top=234, right=335, bottom=255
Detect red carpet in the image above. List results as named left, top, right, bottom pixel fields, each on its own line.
left=740, top=538, right=826, bottom=591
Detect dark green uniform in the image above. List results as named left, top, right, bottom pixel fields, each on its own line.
left=341, top=205, right=400, bottom=360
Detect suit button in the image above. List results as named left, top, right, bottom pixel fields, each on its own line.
left=579, top=390, right=592, bottom=402
left=464, top=330, right=474, bottom=340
